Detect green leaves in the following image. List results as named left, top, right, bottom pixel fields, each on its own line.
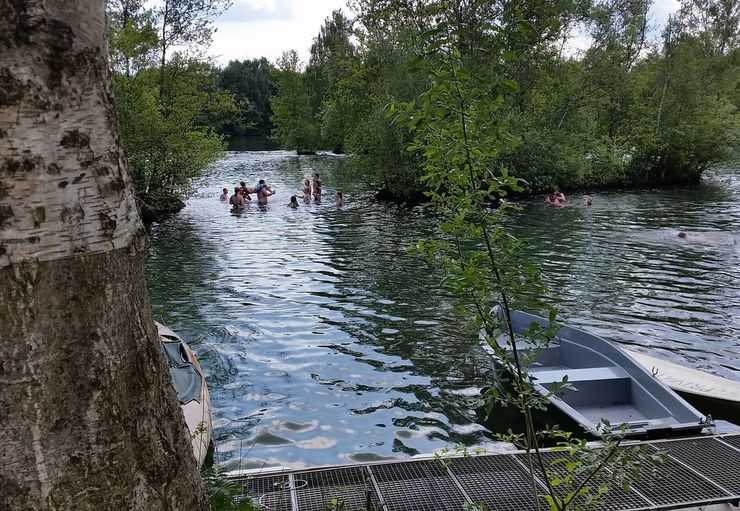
left=111, top=54, right=230, bottom=209
left=386, top=6, right=661, bottom=511
left=270, top=51, right=322, bottom=152
left=202, top=466, right=259, bottom=511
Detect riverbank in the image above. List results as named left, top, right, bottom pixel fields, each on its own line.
left=371, top=162, right=740, bottom=207
left=139, top=194, right=187, bottom=228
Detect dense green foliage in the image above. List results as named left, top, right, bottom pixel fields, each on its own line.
left=270, top=50, right=323, bottom=153
left=107, top=0, right=236, bottom=221
left=219, top=58, right=275, bottom=138
left=268, top=0, right=738, bottom=199
left=108, top=0, right=737, bottom=209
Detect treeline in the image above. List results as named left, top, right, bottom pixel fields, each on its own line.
left=107, top=0, right=237, bottom=222
left=107, top=0, right=738, bottom=214
left=269, top=0, right=739, bottom=199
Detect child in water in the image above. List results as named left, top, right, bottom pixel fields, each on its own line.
left=288, top=196, right=299, bottom=208
left=335, top=191, right=343, bottom=207
left=312, top=172, right=322, bottom=201
left=302, top=179, right=311, bottom=203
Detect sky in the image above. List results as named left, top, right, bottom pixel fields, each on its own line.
left=209, top=0, right=350, bottom=65
left=207, top=0, right=681, bottom=67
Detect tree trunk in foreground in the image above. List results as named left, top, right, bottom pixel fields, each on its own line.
left=0, top=2, right=208, bottom=509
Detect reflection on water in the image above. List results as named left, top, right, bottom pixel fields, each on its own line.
left=146, top=153, right=740, bottom=469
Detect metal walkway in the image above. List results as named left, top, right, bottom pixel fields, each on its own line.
left=230, top=434, right=740, bottom=511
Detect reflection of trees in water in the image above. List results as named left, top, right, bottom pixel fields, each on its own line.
left=318, top=204, right=498, bottom=448
left=271, top=155, right=302, bottom=184
left=146, top=217, right=221, bottom=331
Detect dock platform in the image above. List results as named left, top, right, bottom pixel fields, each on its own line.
left=229, top=433, right=740, bottom=510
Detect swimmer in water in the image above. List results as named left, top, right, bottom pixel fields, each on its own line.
left=219, top=187, right=228, bottom=201
left=288, top=195, right=299, bottom=208
left=676, top=231, right=723, bottom=244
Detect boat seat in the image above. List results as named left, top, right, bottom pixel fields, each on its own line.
left=536, top=367, right=633, bottom=408
left=532, top=366, right=629, bottom=384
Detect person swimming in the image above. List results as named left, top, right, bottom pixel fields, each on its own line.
left=219, top=187, right=228, bottom=201
left=288, top=195, right=299, bottom=208
left=545, top=194, right=564, bottom=207
left=335, top=191, right=343, bottom=207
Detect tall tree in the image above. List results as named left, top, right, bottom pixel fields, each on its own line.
left=107, top=1, right=235, bottom=223
left=0, top=2, right=208, bottom=509
left=270, top=50, right=322, bottom=153
left=307, top=10, right=356, bottom=152
left=220, top=58, right=276, bottom=136
left=156, top=0, right=232, bottom=73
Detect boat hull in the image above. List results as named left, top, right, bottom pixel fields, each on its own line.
left=156, top=322, right=213, bottom=467
left=626, top=349, right=740, bottom=425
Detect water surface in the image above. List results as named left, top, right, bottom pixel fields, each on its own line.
left=146, top=152, right=740, bottom=469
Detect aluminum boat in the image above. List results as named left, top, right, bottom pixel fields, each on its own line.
left=484, top=308, right=708, bottom=438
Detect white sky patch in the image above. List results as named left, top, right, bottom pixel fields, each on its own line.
left=217, top=0, right=294, bottom=22
left=210, top=0, right=350, bottom=65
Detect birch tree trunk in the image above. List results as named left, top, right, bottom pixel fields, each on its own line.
left=0, top=2, right=209, bottom=509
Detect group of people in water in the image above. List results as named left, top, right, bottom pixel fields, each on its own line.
left=220, top=179, right=276, bottom=208
left=294, top=172, right=343, bottom=207
left=544, top=188, right=593, bottom=208
left=220, top=172, right=344, bottom=211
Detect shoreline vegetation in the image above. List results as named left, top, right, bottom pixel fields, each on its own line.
left=107, top=0, right=738, bottom=222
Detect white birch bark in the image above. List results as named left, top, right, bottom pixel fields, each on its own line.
left=0, top=1, right=142, bottom=266
left=0, top=2, right=209, bottom=509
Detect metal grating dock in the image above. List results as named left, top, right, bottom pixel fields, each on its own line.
left=230, top=434, right=740, bottom=511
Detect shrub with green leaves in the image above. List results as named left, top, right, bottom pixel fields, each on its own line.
left=392, top=5, right=661, bottom=510
left=202, top=466, right=259, bottom=511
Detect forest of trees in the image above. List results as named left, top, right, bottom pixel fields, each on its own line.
left=107, top=0, right=738, bottom=214
left=268, top=0, right=739, bottom=199
left=106, top=1, right=281, bottom=220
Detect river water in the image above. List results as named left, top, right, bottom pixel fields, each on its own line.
left=145, top=152, right=740, bottom=470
